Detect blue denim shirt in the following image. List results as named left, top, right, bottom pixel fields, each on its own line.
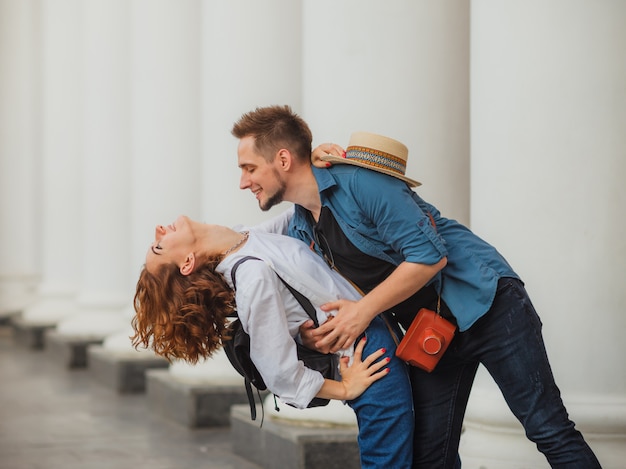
left=288, top=165, right=519, bottom=331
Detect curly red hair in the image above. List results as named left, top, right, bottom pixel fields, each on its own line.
left=131, top=259, right=234, bottom=364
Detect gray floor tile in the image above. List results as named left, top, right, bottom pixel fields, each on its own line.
left=0, top=326, right=261, bottom=469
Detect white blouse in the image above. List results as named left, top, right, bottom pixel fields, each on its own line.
left=216, top=229, right=361, bottom=409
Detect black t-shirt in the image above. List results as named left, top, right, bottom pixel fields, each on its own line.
left=314, top=206, right=394, bottom=294
left=313, top=207, right=444, bottom=329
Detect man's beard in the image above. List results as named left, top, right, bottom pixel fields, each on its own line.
left=259, top=175, right=286, bottom=212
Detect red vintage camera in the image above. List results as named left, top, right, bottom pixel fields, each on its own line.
left=395, top=308, right=457, bottom=372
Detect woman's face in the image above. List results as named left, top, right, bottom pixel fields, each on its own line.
left=145, top=215, right=197, bottom=273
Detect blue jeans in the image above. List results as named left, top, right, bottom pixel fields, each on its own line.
left=410, top=278, right=601, bottom=469
left=347, top=315, right=414, bottom=469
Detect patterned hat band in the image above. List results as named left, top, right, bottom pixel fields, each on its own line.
left=345, top=146, right=408, bottom=176
left=320, top=131, right=421, bottom=187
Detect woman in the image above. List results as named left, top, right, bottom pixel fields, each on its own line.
left=132, top=215, right=414, bottom=468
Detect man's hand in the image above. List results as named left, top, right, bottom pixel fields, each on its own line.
left=313, top=299, right=372, bottom=353
left=314, top=261, right=447, bottom=352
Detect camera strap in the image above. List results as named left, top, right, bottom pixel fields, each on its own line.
left=425, top=211, right=443, bottom=316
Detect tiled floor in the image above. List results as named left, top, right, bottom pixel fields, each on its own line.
left=0, top=325, right=261, bottom=469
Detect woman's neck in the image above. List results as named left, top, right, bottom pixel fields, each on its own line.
left=221, top=230, right=250, bottom=257
left=195, top=224, right=243, bottom=259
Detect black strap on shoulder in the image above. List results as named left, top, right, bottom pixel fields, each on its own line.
left=230, top=256, right=319, bottom=327
left=230, top=256, right=261, bottom=290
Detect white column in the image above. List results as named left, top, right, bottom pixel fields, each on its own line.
left=199, top=2, right=355, bottom=420
left=129, top=0, right=203, bottom=264
left=168, top=0, right=304, bottom=389
left=0, top=0, right=40, bottom=317
left=466, top=2, right=626, bottom=467
left=21, top=0, right=83, bottom=325
left=302, top=1, right=470, bottom=225
left=200, top=0, right=302, bottom=228
left=303, top=2, right=470, bottom=428
left=55, top=0, right=131, bottom=338
left=127, top=0, right=203, bottom=352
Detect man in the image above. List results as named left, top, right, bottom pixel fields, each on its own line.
left=231, top=105, right=601, bottom=469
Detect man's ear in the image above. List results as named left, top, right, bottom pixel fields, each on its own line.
left=180, top=253, right=195, bottom=276
left=276, top=148, right=292, bottom=171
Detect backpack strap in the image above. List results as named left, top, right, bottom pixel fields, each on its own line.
left=230, top=256, right=261, bottom=289
left=228, top=255, right=320, bottom=421
left=230, top=256, right=319, bottom=326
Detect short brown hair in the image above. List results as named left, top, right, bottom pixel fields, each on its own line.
left=131, top=260, right=234, bottom=364
left=231, top=105, right=312, bottom=163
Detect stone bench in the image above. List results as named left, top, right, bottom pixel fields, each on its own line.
left=145, top=368, right=253, bottom=427
left=87, top=344, right=169, bottom=393
left=45, top=329, right=104, bottom=368
left=230, top=402, right=360, bottom=469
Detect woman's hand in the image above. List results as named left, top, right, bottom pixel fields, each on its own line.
left=298, top=315, right=336, bottom=354
left=311, top=143, right=345, bottom=168
left=338, top=337, right=390, bottom=401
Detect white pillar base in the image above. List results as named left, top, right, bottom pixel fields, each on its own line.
left=101, top=324, right=151, bottom=354
left=55, top=310, right=128, bottom=337
left=264, top=394, right=357, bottom=427
left=168, top=351, right=242, bottom=383
left=0, top=275, right=39, bottom=317
left=20, top=293, right=78, bottom=325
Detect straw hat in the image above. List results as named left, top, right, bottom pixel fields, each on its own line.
left=320, top=131, right=421, bottom=187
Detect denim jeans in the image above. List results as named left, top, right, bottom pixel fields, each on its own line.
left=347, top=315, right=414, bottom=469
left=410, top=278, right=601, bottom=469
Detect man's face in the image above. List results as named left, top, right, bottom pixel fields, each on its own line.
left=237, top=136, right=286, bottom=211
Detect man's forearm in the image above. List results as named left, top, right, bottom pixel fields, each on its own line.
left=357, top=258, right=447, bottom=320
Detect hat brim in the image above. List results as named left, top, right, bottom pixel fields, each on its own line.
left=320, top=154, right=421, bottom=187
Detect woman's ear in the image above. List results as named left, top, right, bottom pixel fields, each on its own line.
left=180, top=253, right=195, bottom=276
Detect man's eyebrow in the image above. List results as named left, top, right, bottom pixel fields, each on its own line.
left=151, top=245, right=161, bottom=256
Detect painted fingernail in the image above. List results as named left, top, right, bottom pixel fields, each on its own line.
left=341, top=152, right=346, bottom=158
left=385, top=368, right=390, bottom=373
left=325, top=162, right=331, bottom=167
left=385, top=357, right=391, bottom=362
left=380, top=348, right=386, bottom=353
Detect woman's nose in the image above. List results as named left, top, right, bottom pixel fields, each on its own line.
left=155, top=225, right=166, bottom=238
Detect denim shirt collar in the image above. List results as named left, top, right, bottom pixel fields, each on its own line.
left=291, top=167, right=400, bottom=265
left=290, top=168, right=334, bottom=239
left=312, top=166, right=336, bottom=193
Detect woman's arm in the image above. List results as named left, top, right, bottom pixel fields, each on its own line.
left=248, top=206, right=294, bottom=235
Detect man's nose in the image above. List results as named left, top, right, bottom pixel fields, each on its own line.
left=239, top=173, right=250, bottom=190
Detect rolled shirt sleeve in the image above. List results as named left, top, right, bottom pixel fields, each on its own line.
left=339, top=167, right=448, bottom=265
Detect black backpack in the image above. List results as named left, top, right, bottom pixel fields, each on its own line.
left=223, top=256, right=337, bottom=422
